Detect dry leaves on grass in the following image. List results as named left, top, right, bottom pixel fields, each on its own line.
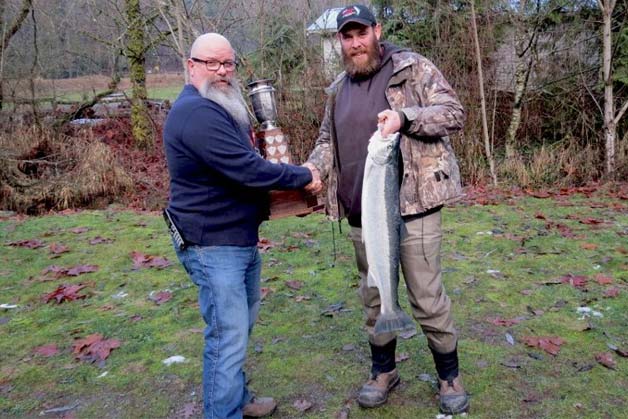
left=6, top=239, right=45, bottom=249
left=42, top=283, right=90, bottom=303
left=522, top=336, right=565, bottom=355
left=72, top=333, right=121, bottom=364
left=41, top=264, right=99, bottom=278
left=130, top=251, right=172, bottom=269
left=595, top=352, right=617, bottom=370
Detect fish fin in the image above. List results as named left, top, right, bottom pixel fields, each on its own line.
left=374, top=309, right=415, bottom=335
left=367, top=271, right=377, bottom=288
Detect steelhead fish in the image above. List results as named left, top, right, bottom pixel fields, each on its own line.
left=361, top=129, right=415, bottom=336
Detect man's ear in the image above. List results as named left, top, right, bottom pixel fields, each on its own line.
left=374, top=23, right=382, bottom=40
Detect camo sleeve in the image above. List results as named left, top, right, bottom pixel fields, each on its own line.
left=306, top=94, right=333, bottom=181
left=400, top=58, right=465, bottom=137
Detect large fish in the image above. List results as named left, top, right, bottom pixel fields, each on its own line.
left=361, top=128, right=416, bottom=335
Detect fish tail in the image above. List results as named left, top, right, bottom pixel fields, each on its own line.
left=373, top=309, right=415, bottom=335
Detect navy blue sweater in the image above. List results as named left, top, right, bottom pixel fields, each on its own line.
left=164, top=85, right=312, bottom=246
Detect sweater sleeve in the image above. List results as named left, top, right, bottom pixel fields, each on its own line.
left=180, top=102, right=312, bottom=190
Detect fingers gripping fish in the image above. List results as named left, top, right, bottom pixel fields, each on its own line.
left=361, top=128, right=416, bottom=336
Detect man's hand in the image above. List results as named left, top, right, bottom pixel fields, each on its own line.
left=302, top=162, right=323, bottom=194
left=377, top=109, right=402, bottom=136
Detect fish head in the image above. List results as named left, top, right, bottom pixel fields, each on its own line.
left=367, top=130, right=400, bottom=165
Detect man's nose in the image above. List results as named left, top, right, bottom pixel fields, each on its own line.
left=216, top=64, right=228, bottom=76
left=351, top=38, right=362, bottom=49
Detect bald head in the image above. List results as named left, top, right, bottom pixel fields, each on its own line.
left=188, top=33, right=237, bottom=92
left=190, top=33, right=233, bottom=59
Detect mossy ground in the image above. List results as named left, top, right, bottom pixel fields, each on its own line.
left=1, top=189, right=626, bottom=418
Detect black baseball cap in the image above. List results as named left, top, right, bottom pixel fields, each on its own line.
left=336, top=4, right=377, bottom=32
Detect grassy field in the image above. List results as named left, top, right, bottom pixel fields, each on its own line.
left=7, top=73, right=185, bottom=105
left=1, top=189, right=626, bottom=418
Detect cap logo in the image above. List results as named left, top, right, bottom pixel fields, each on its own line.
left=341, top=6, right=359, bottom=18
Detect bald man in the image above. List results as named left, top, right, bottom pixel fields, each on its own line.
left=163, top=33, right=318, bottom=418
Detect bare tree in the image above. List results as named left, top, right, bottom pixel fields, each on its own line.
left=470, top=0, right=497, bottom=185
left=598, top=0, right=627, bottom=176
left=0, top=0, right=31, bottom=110
left=125, top=0, right=152, bottom=148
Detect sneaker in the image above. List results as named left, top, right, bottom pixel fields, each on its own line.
left=243, top=397, right=277, bottom=418
left=438, top=375, right=469, bottom=414
left=357, top=369, right=400, bottom=408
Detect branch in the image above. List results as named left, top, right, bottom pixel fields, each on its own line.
left=614, top=100, right=628, bottom=126
left=1, top=0, right=32, bottom=51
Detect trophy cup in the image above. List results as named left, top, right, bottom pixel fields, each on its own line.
left=248, top=79, right=319, bottom=219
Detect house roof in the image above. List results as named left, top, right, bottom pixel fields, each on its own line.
left=306, top=7, right=343, bottom=34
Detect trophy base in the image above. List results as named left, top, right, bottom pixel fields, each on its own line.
left=269, top=190, right=320, bottom=219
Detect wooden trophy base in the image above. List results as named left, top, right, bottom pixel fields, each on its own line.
left=269, top=190, right=320, bottom=219
left=256, top=128, right=321, bottom=219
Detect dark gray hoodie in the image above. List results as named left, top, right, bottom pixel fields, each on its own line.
left=334, top=41, right=405, bottom=227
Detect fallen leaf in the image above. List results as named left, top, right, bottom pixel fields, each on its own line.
left=293, top=399, right=312, bottom=412
left=72, top=333, right=120, bottom=363
left=595, top=352, right=616, bottom=369
left=149, top=291, right=172, bottom=305
left=49, top=243, right=70, bottom=256
left=580, top=243, right=598, bottom=250
left=527, top=190, right=551, bottom=198
left=33, top=344, right=59, bottom=357
left=43, top=284, right=89, bottom=304
left=66, top=265, right=98, bottom=276
left=489, top=317, right=521, bottom=327
left=560, top=274, right=588, bottom=289
left=130, top=251, right=172, bottom=269
left=89, top=236, right=114, bottom=245
left=41, top=264, right=98, bottom=278
left=522, top=336, right=565, bottom=355
left=595, top=274, right=613, bottom=285
left=285, top=280, right=303, bottom=290
left=295, top=295, right=310, bottom=302
left=6, top=239, right=45, bottom=249
left=603, top=287, right=620, bottom=298
left=579, top=218, right=604, bottom=225
left=69, top=227, right=89, bottom=234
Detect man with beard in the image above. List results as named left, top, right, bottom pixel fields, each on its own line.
left=303, top=4, right=469, bottom=415
left=163, top=33, right=319, bottom=419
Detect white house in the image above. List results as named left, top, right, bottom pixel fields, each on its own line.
left=306, top=7, right=344, bottom=79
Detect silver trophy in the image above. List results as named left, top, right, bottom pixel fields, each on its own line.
left=246, top=78, right=318, bottom=218
left=248, top=79, right=278, bottom=131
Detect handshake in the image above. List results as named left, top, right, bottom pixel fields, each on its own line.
left=301, top=162, right=323, bottom=194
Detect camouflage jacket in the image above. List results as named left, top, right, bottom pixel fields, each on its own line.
left=307, top=50, right=465, bottom=220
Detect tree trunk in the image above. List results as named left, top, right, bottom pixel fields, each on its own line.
left=126, top=0, right=152, bottom=149
left=505, top=57, right=532, bottom=160
left=0, top=0, right=32, bottom=111
left=470, top=0, right=497, bottom=185
left=600, top=0, right=616, bottom=176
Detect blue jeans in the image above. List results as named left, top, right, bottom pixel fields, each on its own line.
left=174, top=244, right=262, bottom=419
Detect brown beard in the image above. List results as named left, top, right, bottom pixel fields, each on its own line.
left=342, top=36, right=382, bottom=78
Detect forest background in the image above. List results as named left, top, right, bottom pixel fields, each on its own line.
left=0, top=0, right=626, bottom=212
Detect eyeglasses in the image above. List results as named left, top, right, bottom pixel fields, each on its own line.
left=190, top=57, right=237, bottom=72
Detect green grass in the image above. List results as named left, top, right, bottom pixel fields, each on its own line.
left=53, top=86, right=181, bottom=104
left=1, top=190, right=626, bottom=418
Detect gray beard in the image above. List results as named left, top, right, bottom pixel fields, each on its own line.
left=199, top=80, right=251, bottom=127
